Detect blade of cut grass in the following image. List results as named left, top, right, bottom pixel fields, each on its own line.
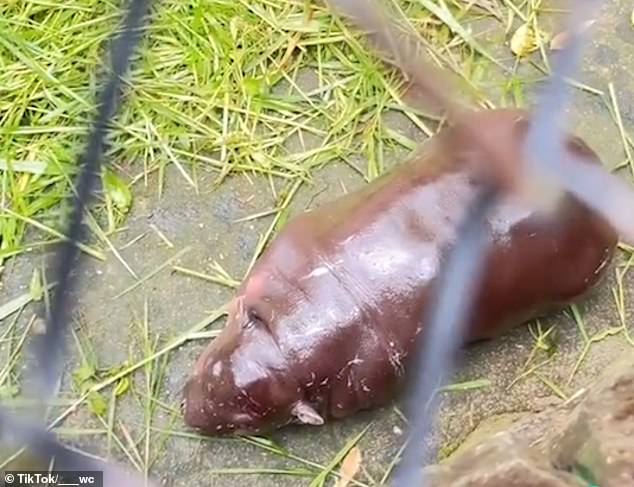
left=0, top=305, right=227, bottom=470
left=172, top=264, right=240, bottom=289
left=2, top=209, right=105, bottom=261
left=113, top=246, right=191, bottom=299
left=309, top=424, right=372, bottom=487
left=0, top=282, right=56, bottom=321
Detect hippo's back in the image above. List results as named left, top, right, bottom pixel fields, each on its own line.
left=240, top=111, right=617, bottom=418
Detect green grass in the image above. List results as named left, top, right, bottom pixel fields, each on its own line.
left=0, top=0, right=515, bottom=271
left=0, top=0, right=633, bottom=485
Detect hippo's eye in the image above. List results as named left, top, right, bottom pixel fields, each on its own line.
left=244, top=308, right=263, bottom=329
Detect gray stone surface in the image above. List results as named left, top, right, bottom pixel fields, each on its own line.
left=422, top=357, right=634, bottom=487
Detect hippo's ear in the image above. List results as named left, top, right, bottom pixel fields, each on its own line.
left=291, top=401, right=324, bottom=426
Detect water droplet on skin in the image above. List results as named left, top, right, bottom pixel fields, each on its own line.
left=212, top=362, right=223, bottom=376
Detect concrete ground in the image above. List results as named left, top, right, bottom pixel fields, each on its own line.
left=1, top=1, right=633, bottom=486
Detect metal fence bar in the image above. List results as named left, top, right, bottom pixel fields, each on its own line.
left=28, top=0, right=153, bottom=405
left=393, top=186, right=499, bottom=486
left=0, top=0, right=153, bottom=482
left=393, top=2, right=627, bottom=486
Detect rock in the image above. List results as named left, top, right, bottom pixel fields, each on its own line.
left=423, top=433, right=585, bottom=486
left=421, top=355, right=634, bottom=487
left=550, top=357, right=634, bottom=487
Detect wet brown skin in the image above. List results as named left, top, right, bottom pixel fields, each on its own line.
left=182, top=109, right=618, bottom=436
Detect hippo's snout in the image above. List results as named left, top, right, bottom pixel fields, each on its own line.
left=182, top=373, right=257, bottom=435
left=181, top=300, right=324, bottom=435
left=181, top=377, right=208, bottom=431
left=181, top=376, right=216, bottom=432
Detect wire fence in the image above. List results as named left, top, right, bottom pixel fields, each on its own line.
left=1, top=0, right=633, bottom=486
left=1, top=0, right=154, bottom=484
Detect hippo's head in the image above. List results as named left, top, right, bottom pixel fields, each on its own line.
left=181, top=295, right=324, bottom=435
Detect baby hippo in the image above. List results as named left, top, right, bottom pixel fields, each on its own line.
left=182, top=109, right=617, bottom=435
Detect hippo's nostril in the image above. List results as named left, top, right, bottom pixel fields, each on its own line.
left=180, top=398, right=187, bottom=413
